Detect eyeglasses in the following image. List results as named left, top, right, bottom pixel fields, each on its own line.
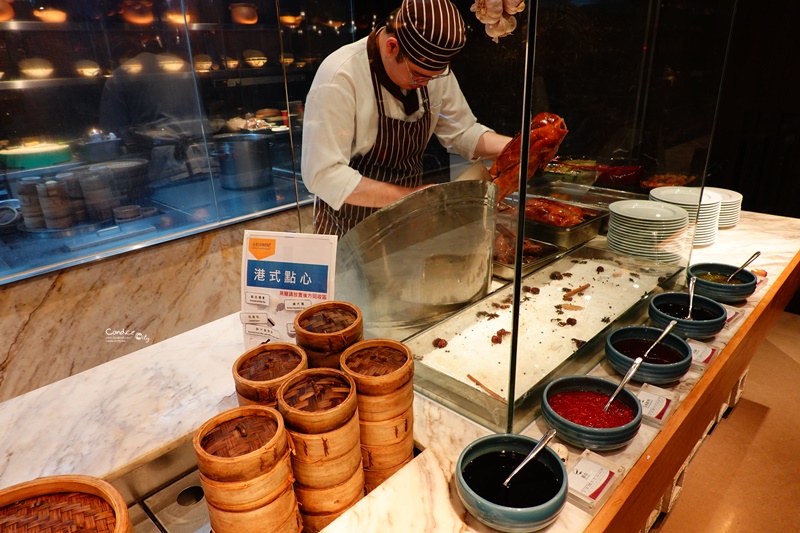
left=403, top=58, right=451, bottom=85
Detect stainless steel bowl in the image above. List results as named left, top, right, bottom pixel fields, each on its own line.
left=335, top=180, right=498, bottom=340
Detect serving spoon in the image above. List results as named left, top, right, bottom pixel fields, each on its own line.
left=685, top=276, right=697, bottom=320
left=502, top=429, right=557, bottom=487
left=602, top=320, right=678, bottom=413
left=726, top=251, right=761, bottom=282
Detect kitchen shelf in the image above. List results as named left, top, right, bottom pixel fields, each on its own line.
left=0, top=76, right=109, bottom=90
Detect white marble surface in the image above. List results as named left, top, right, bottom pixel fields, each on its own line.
left=0, top=210, right=798, bottom=533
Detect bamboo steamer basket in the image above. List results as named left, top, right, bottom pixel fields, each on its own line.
left=340, top=339, right=414, bottom=396
left=293, top=465, right=365, bottom=514
left=277, top=368, right=357, bottom=434
left=300, top=505, right=353, bottom=533
left=301, top=341, right=364, bottom=370
left=361, top=436, right=415, bottom=470
left=193, top=405, right=288, bottom=482
left=294, top=301, right=363, bottom=353
left=359, top=404, right=413, bottom=446
left=303, top=348, right=345, bottom=369
left=355, top=380, right=414, bottom=422
left=206, top=481, right=298, bottom=533
left=233, top=343, right=308, bottom=406
left=0, top=474, right=133, bottom=533
left=290, top=440, right=363, bottom=489
left=287, top=410, right=360, bottom=464
left=364, top=453, right=414, bottom=493
left=199, top=450, right=293, bottom=511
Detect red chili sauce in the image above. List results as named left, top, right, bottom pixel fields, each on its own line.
left=548, top=390, right=635, bottom=428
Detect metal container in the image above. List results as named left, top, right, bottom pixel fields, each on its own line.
left=213, top=133, right=273, bottom=190
left=335, top=180, right=498, bottom=340
left=504, top=196, right=608, bottom=249
left=528, top=181, right=648, bottom=208
left=492, top=224, right=564, bottom=281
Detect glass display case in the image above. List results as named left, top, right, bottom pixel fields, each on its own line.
left=0, top=0, right=334, bottom=285
left=0, top=0, right=736, bottom=433
left=334, top=0, right=736, bottom=432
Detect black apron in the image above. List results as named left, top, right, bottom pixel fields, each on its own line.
left=314, top=54, right=431, bottom=237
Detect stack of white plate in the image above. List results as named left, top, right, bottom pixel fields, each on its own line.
left=705, top=187, right=743, bottom=228
left=649, top=186, right=722, bottom=246
left=607, top=200, right=690, bottom=264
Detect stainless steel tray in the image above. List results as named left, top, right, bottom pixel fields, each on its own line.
left=500, top=196, right=609, bottom=249
left=528, top=180, right=648, bottom=208
left=407, top=245, right=684, bottom=432
left=492, top=229, right=564, bottom=281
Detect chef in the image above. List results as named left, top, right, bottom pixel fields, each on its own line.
left=301, top=0, right=512, bottom=237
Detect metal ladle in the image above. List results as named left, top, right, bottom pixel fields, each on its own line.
left=726, top=251, right=761, bottom=282
left=602, top=320, right=678, bottom=413
left=502, top=429, right=557, bottom=487
left=685, top=276, right=697, bottom=320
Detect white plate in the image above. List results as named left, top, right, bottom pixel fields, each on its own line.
left=607, top=224, right=687, bottom=242
left=607, top=241, right=684, bottom=263
left=704, top=187, right=743, bottom=203
left=608, top=219, right=688, bottom=234
left=609, top=200, right=689, bottom=223
left=607, top=236, right=684, bottom=250
left=650, top=186, right=722, bottom=206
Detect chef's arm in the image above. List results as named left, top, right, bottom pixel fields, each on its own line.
left=343, top=176, right=429, bottom=208
left=474, top=130, right=512, bottom=159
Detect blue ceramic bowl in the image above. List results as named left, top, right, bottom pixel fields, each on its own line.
left=541, top=376, right=642, bottom=451
left=687, top=263, right=758, bottom=303
left=605, top=326, right=693, bottom=385
left=456, top=433, right=568, bottom=532
left=649, top=292, right=727, bottom=340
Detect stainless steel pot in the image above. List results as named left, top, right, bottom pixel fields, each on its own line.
left=213, top=133, right=273, bottom=190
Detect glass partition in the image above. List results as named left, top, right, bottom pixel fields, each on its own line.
left=385, top=0, right=734, bottom=432
left=0, top=0, right=736, bottom=432
left=0, top=0, right=317, bottom=285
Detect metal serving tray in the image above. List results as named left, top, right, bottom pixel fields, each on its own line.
left=501, top=196, right=609, bottom=249
left=492, top=218, right=564, bottom=280
left=407, top=245, right=684, bottom=433
left=528, top=181, right=648, bottom=208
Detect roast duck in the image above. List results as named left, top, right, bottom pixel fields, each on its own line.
left=490, top=112, right=593, bottom=262
left=502, top=197, right=592, bottom=227
left=493, top=224, right=544, bottom=264
left=489, top=111, right=568, bottom=202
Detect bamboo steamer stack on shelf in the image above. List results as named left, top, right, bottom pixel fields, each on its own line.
left=277, top=368, right=365, bottom=532
left=55, top=171, right=88, bottom=223
left=340, top=339, right=415, bottom=493
left=36, top=179, right=75, bottom=229
left=0, top=474, right=133, bottom=532
left=233, top=343, right=308, bottom=407
left=78, top=167, right=124, bottom=222
left=14, top=177, right=46, bottom=229
left=192, top=406, right=302, bottom=533
left=293, top=301, right=363, bottom=368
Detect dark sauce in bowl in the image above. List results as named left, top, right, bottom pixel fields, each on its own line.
left=548, top=391, right=635, bottom=428
left=697, top=272, right=743, bottom=284
left=655, top=302, right=720, bottom=321
left=613, top=338, right=685, bottom=364
left=463, top=450, right=561, bottom=507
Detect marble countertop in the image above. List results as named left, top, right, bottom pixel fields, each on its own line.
left=1, top=210, right=798, bottom=532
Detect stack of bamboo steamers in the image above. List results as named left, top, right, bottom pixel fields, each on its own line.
left=194, top=301, right=415, bottom=533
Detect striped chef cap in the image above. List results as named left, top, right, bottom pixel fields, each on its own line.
left=394, top=0, right=466, bottom=71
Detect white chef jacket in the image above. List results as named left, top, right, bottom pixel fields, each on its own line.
left=301, top=35, right=492, bottom=210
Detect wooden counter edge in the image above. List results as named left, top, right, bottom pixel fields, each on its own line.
left=585, top=250, right=800, bottom=533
